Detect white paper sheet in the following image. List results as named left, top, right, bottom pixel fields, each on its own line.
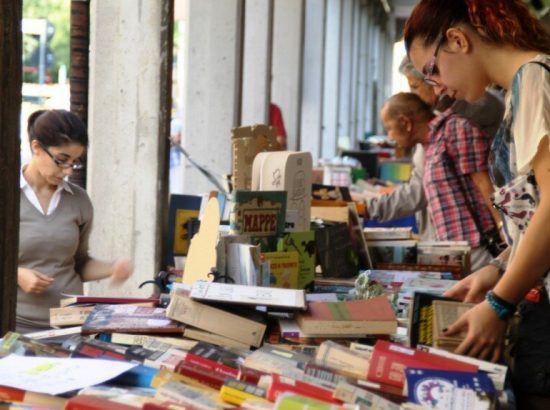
left=0, top=354, right=137, bottom=395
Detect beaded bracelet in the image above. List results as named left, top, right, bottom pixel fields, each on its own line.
left=486, top=290, right=516, bottom=320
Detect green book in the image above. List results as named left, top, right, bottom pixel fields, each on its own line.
left=277, top=231, right=316, bottom=289
left=229, top=190, right=287, bottom=237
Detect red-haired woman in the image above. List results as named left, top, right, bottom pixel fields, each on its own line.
left=404, top=0, right=550, bottom=405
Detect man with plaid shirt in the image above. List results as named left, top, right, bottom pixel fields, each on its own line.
left=381, top=92, right=502, bottom=271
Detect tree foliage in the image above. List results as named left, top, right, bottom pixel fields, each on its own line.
left=23, top=0, right=70, bottom=83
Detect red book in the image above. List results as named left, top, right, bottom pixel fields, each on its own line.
left=296, top=296, right=397, bottom=336
left=60, top=294, right=160, bottom=307
left=65, top=395, right=137, bottom=410
left=266, top=374, right=343, bottom=404
left=367, top=340, right=478, bottom=389
left=175, top=361, right=230, bottom=389
left=182, top=343, right=241, bottom=378
left=239, top=365, right=268, bottom=385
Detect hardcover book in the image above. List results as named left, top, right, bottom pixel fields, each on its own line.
left=295, top=296, right=397, bottom=336
left=189, top=281, right=307, bottom=310
left=59, top=294, right=160, bottom=308
left=49, top=305, right=94, bottom=327
left=408, top=292, right=457, bottom=348
left=229, top=190, right=287, bottom=237
left=405, top=368, right=495, bottom=409
left=367, top=239, right=418, bottom=266
left=183, top=342, right=242, bottom=378
left=165, top=194, right=203, bottom=267
left=166, top=289, right=267, bottom=347
left=262, top=251, right=300, bottom=289
left=314, top=222, right=358, bottom=278
left=81, top=304, right=184, bottom=335
left=367, top=340, right=478, bottom=390
left=432, top=300, right=476, bottom=351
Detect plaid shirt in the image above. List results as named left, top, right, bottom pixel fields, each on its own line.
left=423, top=108, right=494, bottom=247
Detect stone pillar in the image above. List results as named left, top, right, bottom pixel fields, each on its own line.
left=241, top=0, right=273, bottom=126
left=300, top=0, right=325, bottom=158
left=271, top=0, right=305, bottom=150
left=321, top=0, right=341, bottom=159
left=86, top=0, right=172, bottom=296
left=180, top=0, right=242, bottom=195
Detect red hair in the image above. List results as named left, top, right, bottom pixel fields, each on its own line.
left=404, top=0, right=550, bottom=54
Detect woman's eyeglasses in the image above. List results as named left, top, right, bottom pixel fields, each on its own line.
left=424, top=35, right=446, bottom=86
left=38, top=141, right=84, bottom=170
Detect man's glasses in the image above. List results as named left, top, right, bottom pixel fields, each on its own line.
left=424, top=35, right=446, bottom=86
left=38, top=141, right=84, bottom=170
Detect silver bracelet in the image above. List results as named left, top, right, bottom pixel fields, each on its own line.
left=488, top=258, right=506, bottom=276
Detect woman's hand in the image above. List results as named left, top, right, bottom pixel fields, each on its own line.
left=110, top=258, right=133, bottom=282
left=17, top=268, right=54, bottom=294
left=444, top=265, right=500, bottom=303
left=444, top=301, right=507, bottom=362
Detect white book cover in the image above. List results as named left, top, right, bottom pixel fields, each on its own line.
left=190, top=281, right=306, bottom=310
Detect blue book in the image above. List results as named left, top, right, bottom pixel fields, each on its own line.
left=406, top=368, right=495, bottom=407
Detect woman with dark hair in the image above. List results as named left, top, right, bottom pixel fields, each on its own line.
left=404, top=0, right=550, bottom=404
left=18, top=109, right=133, bottom=334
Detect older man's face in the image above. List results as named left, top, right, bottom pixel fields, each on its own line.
left=381, top=105, right=415, bottom=149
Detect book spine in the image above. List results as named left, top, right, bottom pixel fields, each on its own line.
left=219, top=379, right=267, bottom=406
left=183, top=352, right=239, bottom=378
left=266, top=374, right=342, bottom=404
left=175, top=361, right=229, bottom=390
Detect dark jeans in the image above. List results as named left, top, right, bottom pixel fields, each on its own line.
left=511, top=289, right=550, bottom=405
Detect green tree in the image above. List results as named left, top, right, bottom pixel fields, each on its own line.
left=23, top=0, right=70, bottom=83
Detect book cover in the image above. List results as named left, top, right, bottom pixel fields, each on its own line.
left=81, top=304, right=184, bottom=335
left=314, top=340, right=370, bottom=380
left=49, top=305, right=94, bottom=327
left=219, top=379, right=267, bottom=406
left=229, top=190, right=287, bottom=237
left=367, top=239, right=418, bottom=266
left=408, top=292, right=458, bottom=348
left=174, top=361, right=229, bottom=390
left=375, top=263, right=462, bottom=280
left=0, top=332, right=72, bottom=358
left=65, top=395, right=138, bottom=410
left=332, top=381, right=401, bottom=409
left=363, top=227, right=412, bottom=241
left=183, top=342, right=241, bottom=378
left=265, top=374, right=342, bottom=404
left=189, top=281, right=307, bottom=310
left=367, top=340, right=478, bottom=389
left=0, top=385, right=67, bottom=409
left=400, top=278, right=457, bottom=296
left=262, top=251, right=300, bottom=289
left=432, top=300, right=476, bottom=351
left=166, top=289, right=267, bottom=347
left=154, top=380, right=224, bottom=410
left=405, top=368, right=495, bottom=408
left=314, top=222, right=358, bottom=278
left=59, top=294, right=160, bottom=308
left=277, top=231, right=316, bottom=289
left=182, top=327, right=250, bottom=349
left=166, top=194, right=203, bottom=267
left=295, top=296, right=397, bottom=336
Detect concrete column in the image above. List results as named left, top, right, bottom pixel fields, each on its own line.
left=87, top=0, right=171, bottom=296
left=300, top=0, right=325, bottom=159
left=337, top=0, right=353, bottom=147
left=349, top=0, right=361, bottom=145
left=271, top=0, right=304, bottom=150
left=241, top=0, right=273, bottom=126
left=181, top=0, right=242, bottom=194
left=321, top=0, right=341, bottom=159
left=357, top=5, right=369, bottom=143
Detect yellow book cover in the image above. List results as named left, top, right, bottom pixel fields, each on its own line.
left=262, top=251, right=300, bottom=289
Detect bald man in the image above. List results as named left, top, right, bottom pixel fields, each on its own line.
left=369, top=92, right=502, bottom=271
